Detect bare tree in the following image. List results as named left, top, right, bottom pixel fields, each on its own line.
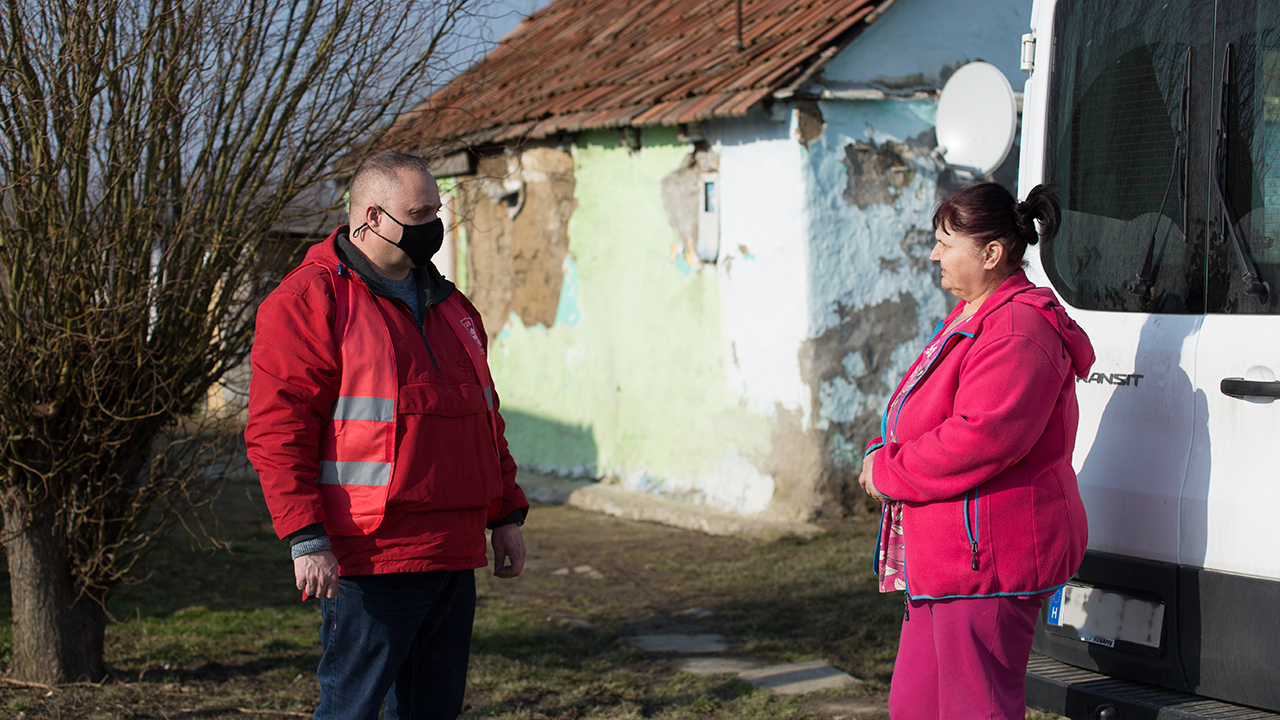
left=0, top=0, right=488, bottom=683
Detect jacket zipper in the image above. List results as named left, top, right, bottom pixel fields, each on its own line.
left=887, top=329, right=972, bottom=442
left=392, top=283, right=440, bottom=371
left=888, top=325, right=972, bottom=620
left=417, top=318, right=440, bottom=371
left=391, top=297, right=440, bottom=371
left=414, top=284, right=441, bottom=371
left=964, top=488, right=980, bottom=571
left=885, top=320, right=979, bottom=616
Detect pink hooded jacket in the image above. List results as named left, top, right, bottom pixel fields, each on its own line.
left=868, top=270, right=1094, bottom=600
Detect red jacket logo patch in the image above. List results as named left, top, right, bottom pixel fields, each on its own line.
left=460, top=317, right=485, bottom=355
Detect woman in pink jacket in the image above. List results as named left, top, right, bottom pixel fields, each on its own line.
left=860, top=183, right=1094, bottom=719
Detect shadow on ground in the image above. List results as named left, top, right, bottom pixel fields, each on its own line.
left=0, top=479, right=897, bottom=719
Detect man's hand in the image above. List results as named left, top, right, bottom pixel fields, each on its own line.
left=490, top=524, right=525, bottom=579
left=859, top=449, right=887, bottom=502
left=294, top=550, right=340, bottom=600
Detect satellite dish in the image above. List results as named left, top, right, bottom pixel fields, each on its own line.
left=935, top=61, right=1017, bottom=177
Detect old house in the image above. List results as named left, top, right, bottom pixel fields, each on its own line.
left=378, top=0, right=1030, bottom=522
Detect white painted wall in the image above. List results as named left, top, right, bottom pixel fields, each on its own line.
left=710, top=117, right=814, bottom=425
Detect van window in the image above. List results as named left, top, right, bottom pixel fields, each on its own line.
left=1043, top=0, right=1202, bottom=313
left=1206, top=2, right=1280, bottom=313
left=1044, top=0, right=1280, bottom=314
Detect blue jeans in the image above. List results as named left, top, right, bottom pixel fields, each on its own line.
left=314, top=570, right=476, bottom=720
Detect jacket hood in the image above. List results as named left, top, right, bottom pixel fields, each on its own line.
left=302, top=226, right=344, bottom=266
left=974, top=270, right=1095, bottom=379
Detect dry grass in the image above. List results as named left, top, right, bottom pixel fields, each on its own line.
left=0, top=472, right=1058, bottom=718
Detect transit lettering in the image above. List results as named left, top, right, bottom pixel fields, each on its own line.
left=1076, top=372, right=1144, bottom=387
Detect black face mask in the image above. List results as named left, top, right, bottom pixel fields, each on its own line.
left=360, top=206, right=444, bottom=268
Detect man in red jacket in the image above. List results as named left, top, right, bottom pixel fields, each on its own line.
left=245, top=151, right=528, bottom=720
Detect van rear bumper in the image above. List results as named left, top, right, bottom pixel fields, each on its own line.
left=1026, top=652, right=1280, bottom=720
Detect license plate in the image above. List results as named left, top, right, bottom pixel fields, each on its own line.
left=1047, top=583, right=1165, bottom=649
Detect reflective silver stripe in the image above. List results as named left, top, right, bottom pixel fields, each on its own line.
left=483, top=386, right=494, bottom=411
left=318, top=460, right=392, bottom=487
left=331, top=396, right=394, bottom=422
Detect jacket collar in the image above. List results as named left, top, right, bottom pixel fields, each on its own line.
left=952, top=269, right=1038, bottom=331
left=303, top=225, right=455, bottom=310
left=945, top=269, right=1094, bottom=379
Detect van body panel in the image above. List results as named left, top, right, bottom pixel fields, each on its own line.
left=1068, top=311, right=1198, bottom=564
left=1019, top=0, right=1280, bottom=713
left=1184, top=316, right=1280, bottom=577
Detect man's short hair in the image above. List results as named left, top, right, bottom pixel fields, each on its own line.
left=349, top=151, right=433, bottom=218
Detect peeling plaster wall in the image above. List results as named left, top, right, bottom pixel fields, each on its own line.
left=798, top=0, right=1031, bottom=504
left=478, top=105, right=1004, bottom=521
left=799, top=99, right=955, bottom=505
left=711, top=99, right=962, bottom=519
left=709, top=1, right=1030, bottom=518
left=458, top=147, right=576, bottom=336
left=471, top=2, right=1031, bottom=522
left=485, top=127, right=780, bottom=517
left=712, top=116, right=832, bottom=518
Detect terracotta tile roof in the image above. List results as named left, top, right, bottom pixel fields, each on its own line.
left=384, top=0, right=879, bottom=153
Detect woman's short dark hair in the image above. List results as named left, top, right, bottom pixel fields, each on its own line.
left=931, top=183, right=1061, bottom=268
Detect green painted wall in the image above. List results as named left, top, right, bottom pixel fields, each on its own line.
left=488, top=127, right=772, bottom=484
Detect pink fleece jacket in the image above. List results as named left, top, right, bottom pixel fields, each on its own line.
left=869, top=270, right=1094, bottom=600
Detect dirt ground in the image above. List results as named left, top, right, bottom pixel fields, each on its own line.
left=0, top=483, right=899, bottom=719
left=467, top=504, right=897, bottom=718
left=482, top=503, right=804, bottom=630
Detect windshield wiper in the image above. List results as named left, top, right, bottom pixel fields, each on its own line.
left=1213, top=42, right=1270, bottom=301
left=1128, top=47, right=1191, bottom=297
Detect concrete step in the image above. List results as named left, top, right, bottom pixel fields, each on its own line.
left=520, top=474, right=824, bottom=540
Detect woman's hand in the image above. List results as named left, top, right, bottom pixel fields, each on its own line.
left=859, top=449, right=887, bottom=501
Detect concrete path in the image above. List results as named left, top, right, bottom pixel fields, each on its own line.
left=519, top=473, right=824, bottom=540
left=623, top=633, right=731, bottom=653
left=618, top=607, right=889, bottom=719
left=522, top=478, right=885, bottom=716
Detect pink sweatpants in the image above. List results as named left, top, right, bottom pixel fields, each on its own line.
left=888, top=595, right=1043, bottom=720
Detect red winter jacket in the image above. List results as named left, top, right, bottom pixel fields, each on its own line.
left=869, top=270, right=1094, bottom=600
left=245, top=228, right=527, bottom=576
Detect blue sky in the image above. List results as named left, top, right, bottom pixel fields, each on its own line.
left=446, top=0, right=555, bottom=78
left=487, top=0, right=553, bottom=42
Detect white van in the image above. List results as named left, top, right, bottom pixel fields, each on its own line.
left=1013, top=0, right=1280, bottom=716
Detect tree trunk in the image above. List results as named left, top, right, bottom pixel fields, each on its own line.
left=2, top=499, right=106, bottom=684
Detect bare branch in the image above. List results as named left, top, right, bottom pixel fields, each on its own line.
left=0, top=0, right=487, bottom=683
